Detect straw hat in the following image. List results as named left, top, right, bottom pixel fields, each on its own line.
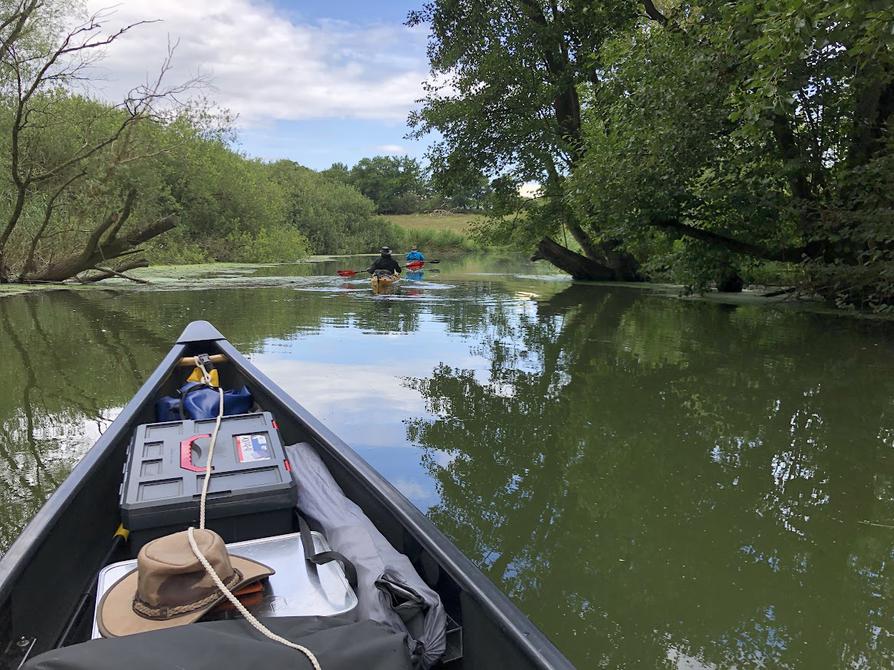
left=97, top=529, right=274, bottom=638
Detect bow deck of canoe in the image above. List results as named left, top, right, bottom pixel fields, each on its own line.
left=0, top=321, right=573, bottom=669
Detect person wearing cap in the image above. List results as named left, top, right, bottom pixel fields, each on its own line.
left=405, top=245, right=424, bottom=262
left=367, top=247, right=402, bottom=276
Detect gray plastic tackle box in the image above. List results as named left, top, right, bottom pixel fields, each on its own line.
left=119, top=412, right=297, bottom=550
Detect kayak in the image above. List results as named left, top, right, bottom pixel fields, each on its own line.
left=0, top=321, right=573, bottom=669
left=370, top=273, right=399, bottom=293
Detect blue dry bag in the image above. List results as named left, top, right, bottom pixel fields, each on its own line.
left=156, top=382, right=253, bottom=422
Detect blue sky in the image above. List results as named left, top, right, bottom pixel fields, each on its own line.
left=271, top=0, right=421, bottom=24
left=85, top=0, right=435, bottom=170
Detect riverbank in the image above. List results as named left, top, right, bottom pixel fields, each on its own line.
left=382, top=213, right=477, bottom=253
left=386, top=212, right=478, bottom=235
left=0, top=262, right=275, bottom=298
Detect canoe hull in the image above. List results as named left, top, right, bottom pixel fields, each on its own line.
left=0, top=321, right=573, bottom=669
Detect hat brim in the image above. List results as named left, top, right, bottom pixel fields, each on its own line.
left=96, top=554, right=274, bottom=638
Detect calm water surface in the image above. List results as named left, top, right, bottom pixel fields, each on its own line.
left=1, top=254, right=893, bottom=668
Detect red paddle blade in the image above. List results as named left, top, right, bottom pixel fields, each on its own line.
left=337, top=270, right=359, bottom=277
left=406, top=261, right=424, bottom=270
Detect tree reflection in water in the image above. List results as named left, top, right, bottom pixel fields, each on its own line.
left=407, top=286, right=894, bottom=668
left=0, top=292, right=170, bottom=551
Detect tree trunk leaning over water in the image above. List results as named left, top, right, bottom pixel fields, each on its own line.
left=408, top=1, right=645, bottom=283
left=22, top=199, right=176, bottom=283
left=533, top=237, right=614, bottom=280
left=532, top=237, right=621, bottom=281
left=80, top=257, right=151, bottom=284
left=0, top=5, right=199, bottom=283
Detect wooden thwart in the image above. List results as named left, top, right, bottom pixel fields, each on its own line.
left=176, top=354, right=227, bottom=367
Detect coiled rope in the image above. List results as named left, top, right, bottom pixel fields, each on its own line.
left=187, top=356, right=321, bottom=670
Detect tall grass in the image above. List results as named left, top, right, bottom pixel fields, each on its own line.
left=378, top=220, right=475, bottom=254
left=385, top=213, right=478, bottom=234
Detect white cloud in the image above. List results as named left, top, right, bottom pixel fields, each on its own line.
left=81, top=0, right=429, bottom=125
left=374, top=144, right=406, bottom=154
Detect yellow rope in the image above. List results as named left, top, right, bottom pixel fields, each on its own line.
left=187, top=356, right=321, bottom=669
left=187, top=527, right=322, bottom=670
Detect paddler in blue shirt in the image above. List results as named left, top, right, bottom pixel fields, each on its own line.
left=406, top=245, right=424, bottom=262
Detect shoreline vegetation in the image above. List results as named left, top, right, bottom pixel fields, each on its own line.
left=406, top=1, right=894, bottom=312
left=0, top=4, right=478, bottom=287
left=0, top=2, right=890, bottom=312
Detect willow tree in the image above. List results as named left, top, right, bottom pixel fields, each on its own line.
left=408, top=0, right=643, bottom=281
left=0, top=1, right=192, bottom=283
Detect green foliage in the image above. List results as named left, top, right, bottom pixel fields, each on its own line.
left=319, top=161, right=351, bottom=185
left=267, top=160, right=383, bottom=254
left=224, top=226, right=311, bottom=263
left=321, top=154, right=493, bottom=213
left=408, top=0, right=637, bottom=185
left=567, top=0, right=894, bottom=307
left=384, top=220, right=474, bottom=253
left=0, top=1, right=399, bottom=275
left=0, top=93, right=386, bottom=270
left=347, top=155, right=427, bottom=214
left=413, top=0, right=894, bottom=309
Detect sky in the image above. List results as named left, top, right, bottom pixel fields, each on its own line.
left=81, top=0, right=435, bottom=170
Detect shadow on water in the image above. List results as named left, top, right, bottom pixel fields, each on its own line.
left=406, top=284, right=894, bottom=668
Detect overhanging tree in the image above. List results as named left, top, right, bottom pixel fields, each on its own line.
left=411, top=0, right=893, bottom=306
left=408, top=0, right=644, bottom=280
left=571, top=0, right=893, bottom=306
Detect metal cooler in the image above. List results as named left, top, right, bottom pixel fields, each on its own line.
left=91, top=532, right=358, bottom=639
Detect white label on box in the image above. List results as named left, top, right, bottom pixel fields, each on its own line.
left=235, top=433, right=272, bottom=462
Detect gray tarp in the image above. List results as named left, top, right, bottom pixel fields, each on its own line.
left=285, top=443, right=447, bottom=669
left=25, top=616, right=412, bottom=670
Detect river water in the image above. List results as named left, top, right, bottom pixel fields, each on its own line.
left=1, top=254, right=893, bottom=668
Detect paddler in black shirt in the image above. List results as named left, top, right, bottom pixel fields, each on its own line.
left=367, top=247, right=402, bottom=276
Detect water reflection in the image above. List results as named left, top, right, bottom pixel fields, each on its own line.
left=0, top=260, right=558, bottom=554
left=0, top=261, right=892, bottom=668
left=0, top=294, right=159, bottom=549
left=406, top=285, right=894, bottom=668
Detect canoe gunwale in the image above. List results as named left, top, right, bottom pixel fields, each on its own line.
left=0, top=321, right=574, bottom=669
left=0, top=343, right=186, bottom=604
left=217, top=339, right=574, bottom=670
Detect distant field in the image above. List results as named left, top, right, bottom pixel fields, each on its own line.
left=386, top=213, right=479, bottom=234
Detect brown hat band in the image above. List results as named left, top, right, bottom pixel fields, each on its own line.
left=132, top=568, right=243, bottom=620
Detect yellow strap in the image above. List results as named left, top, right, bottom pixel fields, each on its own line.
left=114, top=524, right=130, bottom=541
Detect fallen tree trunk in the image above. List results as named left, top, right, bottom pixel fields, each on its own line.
left=532, top=237, right=621, bottom=280
left=25, top=214, right=176, bottom=282
left=80, top=257, right=150, bottom=283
